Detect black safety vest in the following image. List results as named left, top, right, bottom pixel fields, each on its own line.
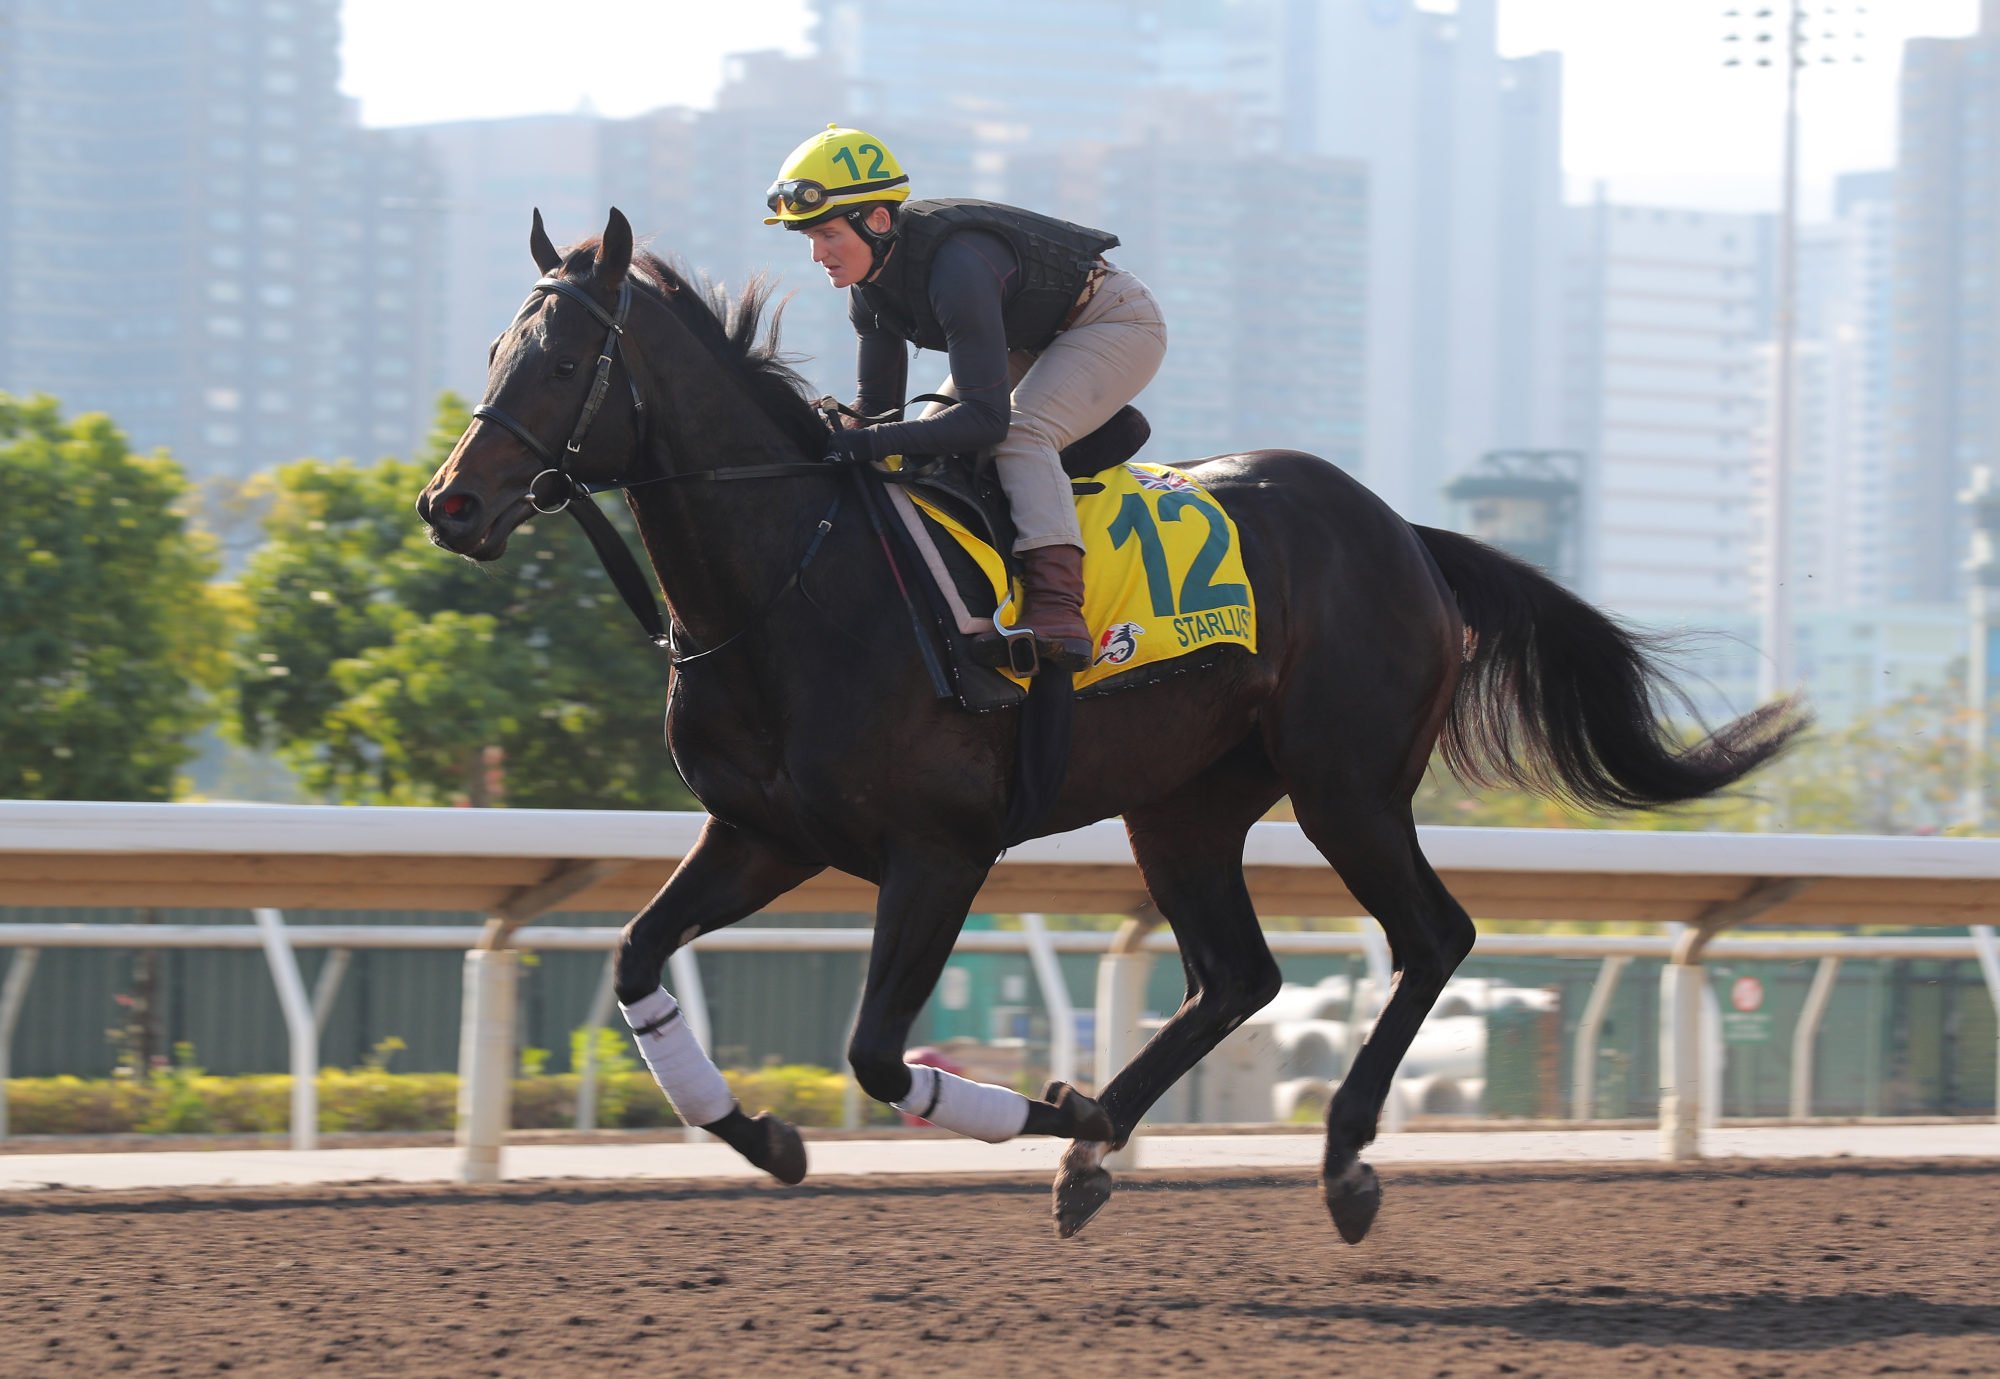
left=852, top=198, right=1120, bottom=354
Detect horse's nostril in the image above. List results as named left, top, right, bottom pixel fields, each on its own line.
left=442, top=493, right=474, bottom=519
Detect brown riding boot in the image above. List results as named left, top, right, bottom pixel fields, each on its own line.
left=1015, top=544, right=1093, bottom=672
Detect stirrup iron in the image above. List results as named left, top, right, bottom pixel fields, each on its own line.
left=972, top=621, right=1041, bottom=677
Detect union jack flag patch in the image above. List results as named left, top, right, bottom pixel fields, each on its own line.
left=1130, top=464, right=1192, bottom=491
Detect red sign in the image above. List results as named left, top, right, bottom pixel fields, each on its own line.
left=1730, top=975, right=1765, bottom=1014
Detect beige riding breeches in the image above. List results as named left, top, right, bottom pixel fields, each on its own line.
left=923, top=265, right=1167, bottom=553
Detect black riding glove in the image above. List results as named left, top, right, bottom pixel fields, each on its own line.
left=824, top=424, right=878, bottom=464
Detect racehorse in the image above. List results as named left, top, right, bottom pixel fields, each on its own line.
left=418, top=209, right=1805, bottom=1242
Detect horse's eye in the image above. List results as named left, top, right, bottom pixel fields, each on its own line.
left=553, top=359, right=578, bottom=379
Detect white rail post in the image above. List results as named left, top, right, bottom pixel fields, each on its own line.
left=0, top=949, right=41, bottom=1140
left=1021, top=913, right=1076, bottom=1088
left=574, top=950, right=619, bottom=1133
left=1661, top=950, right=1727, bottom=1153
left=1659, top=879, right=1812, bottom=1160
left=1096, top=910, right=1159, bottom=1170
left=253, top=909, right=318, bottom=1152
left=1701, top=980, right=1723, bottom=1132
left=456, top=858, right=624, bottom=1184
left=311, top=948, right=352, bottom=1039
left=667, top=945, right=713, bottom=1143
left=1571, top=955, right=1628, bottom=1121
left=1973, top=926, right=2000, bottom=1125
left=455, top=947, right=518, bottom=1182
left=1789, top=956, right=1840, bottom=1120
left=1662, top=928, right=1733, bottom=1157
left=1659, top=947, right=1705, bottom=1160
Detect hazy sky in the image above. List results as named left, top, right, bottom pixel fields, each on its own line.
left=339, top=0, right=1982, bottom=216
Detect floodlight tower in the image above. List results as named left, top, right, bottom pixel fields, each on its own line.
left=1721, top=4, right=1867, bottom=706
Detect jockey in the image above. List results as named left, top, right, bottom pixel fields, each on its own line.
left=764, top=124, right=1168, bottom=672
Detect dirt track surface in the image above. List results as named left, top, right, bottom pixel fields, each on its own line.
left=0, top=1160, right=1994, bottom=1377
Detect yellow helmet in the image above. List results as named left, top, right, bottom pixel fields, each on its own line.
left=763, top=124, right=911, bottom=227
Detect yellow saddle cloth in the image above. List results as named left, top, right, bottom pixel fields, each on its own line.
left=911, top=461, right=1258, bottom=690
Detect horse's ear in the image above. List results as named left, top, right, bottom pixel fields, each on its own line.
left=529, top=208, right=561, bottom=274
left=597, top=208, right=633, bottom=284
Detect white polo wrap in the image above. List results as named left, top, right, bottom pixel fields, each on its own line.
left=620, top=987, right=736, bottom=1128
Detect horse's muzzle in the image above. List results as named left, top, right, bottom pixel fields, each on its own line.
left=417, top=486, right=514, bottom=561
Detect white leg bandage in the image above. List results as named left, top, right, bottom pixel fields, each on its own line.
left=620, top=988, right=736, bottom=1128
left=893, top=1064, right=1031, bottom=1143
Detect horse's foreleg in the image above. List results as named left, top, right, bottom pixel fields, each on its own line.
left=615, top=817, right=823, bottom=1184
left=1294, top=804, right=1474, bottom=1244
left=848, top=845, right=1113, bottom=1145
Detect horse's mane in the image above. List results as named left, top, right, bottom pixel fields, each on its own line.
left=563, top=239, right=829, bottom=457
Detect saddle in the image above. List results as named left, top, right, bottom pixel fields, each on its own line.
left=880, top=404, right=1153, bottom=562
left=841, top=403, right=1250, bottom=846
left=879, top=405, right=1153, bottom=845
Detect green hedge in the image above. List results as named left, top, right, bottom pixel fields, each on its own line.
left=1, top=1064, right=886, bottom=1137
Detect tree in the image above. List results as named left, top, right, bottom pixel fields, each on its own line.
left=1749, top=668, right=1982, bottom=836
left=229, top=394, right=698, bottom=809
left=0, top=394, right=225, bottom=799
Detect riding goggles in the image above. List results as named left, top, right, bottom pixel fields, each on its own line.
left=766, top=178, right=833, bottom=216
left=765, top=174, right=911, bottom=218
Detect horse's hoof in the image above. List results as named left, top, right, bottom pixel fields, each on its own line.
left=1044, top=1081, right=1114, bottom=1142
left=1322, top=1159, right=1381, bottom=1244
left=753, top=1112, right=807, bottom=1186
left=1052, top=1162, right=1114, bottom=1239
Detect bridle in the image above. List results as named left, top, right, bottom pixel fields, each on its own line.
left=460, top=270, right=857, bottom=661
left=469, top=275, right=644, bottom=516
left=458, top=269, right=959, bottom=689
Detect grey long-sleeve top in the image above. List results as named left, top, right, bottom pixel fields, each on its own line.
left=843, top=230, right=1019, bottom=460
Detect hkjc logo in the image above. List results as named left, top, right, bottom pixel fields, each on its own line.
left=1094, top=622, right=1144, bottom=666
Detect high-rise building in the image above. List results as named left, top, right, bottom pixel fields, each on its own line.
left=0, top=0, right=440, bottom=477
left=808, top=0, right=1160, bottom=172
left=1198, top=0, right=1567, bottom=525
left=1785, top=172, right=1895, bottom=613
left=1564, top=185, right=1954, bottom=727
left=801, top=0, right=1560, bottom=515
left=410, top=113, right=615, bottom=405
left=317, top=126, right=447, bottom=463
left=1885, top=1, right=2000, bottom=604
left=1563, top=200, right=1769, bottom=628
left=410, top=54, right=887, bottom=411
left=664, top=49, right=913, bottom=390
left=1002, top=97, right=1368, bottom=469
left=1493, top=50, right=1566, bottom=456
left=1780, top=181, right=1964, bottom=731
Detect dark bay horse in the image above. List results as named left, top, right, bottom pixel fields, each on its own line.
left=418, top=209, right=1804, bottom=1242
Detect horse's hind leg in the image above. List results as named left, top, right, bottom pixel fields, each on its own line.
left=1053, top=740, right=1284, bottom=1238
left=1290, top=798, right=1473, bottom=1243
left=614, top=817, right=824, bottom=1185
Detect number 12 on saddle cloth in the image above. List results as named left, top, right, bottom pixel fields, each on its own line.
left=910, top=461, right=1258, bottom=691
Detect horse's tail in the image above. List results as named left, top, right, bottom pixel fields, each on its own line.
left=1412, top=525, right=1809, bottom=811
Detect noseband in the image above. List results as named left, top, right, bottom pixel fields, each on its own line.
left=469, top=275, right=643, bottom=514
